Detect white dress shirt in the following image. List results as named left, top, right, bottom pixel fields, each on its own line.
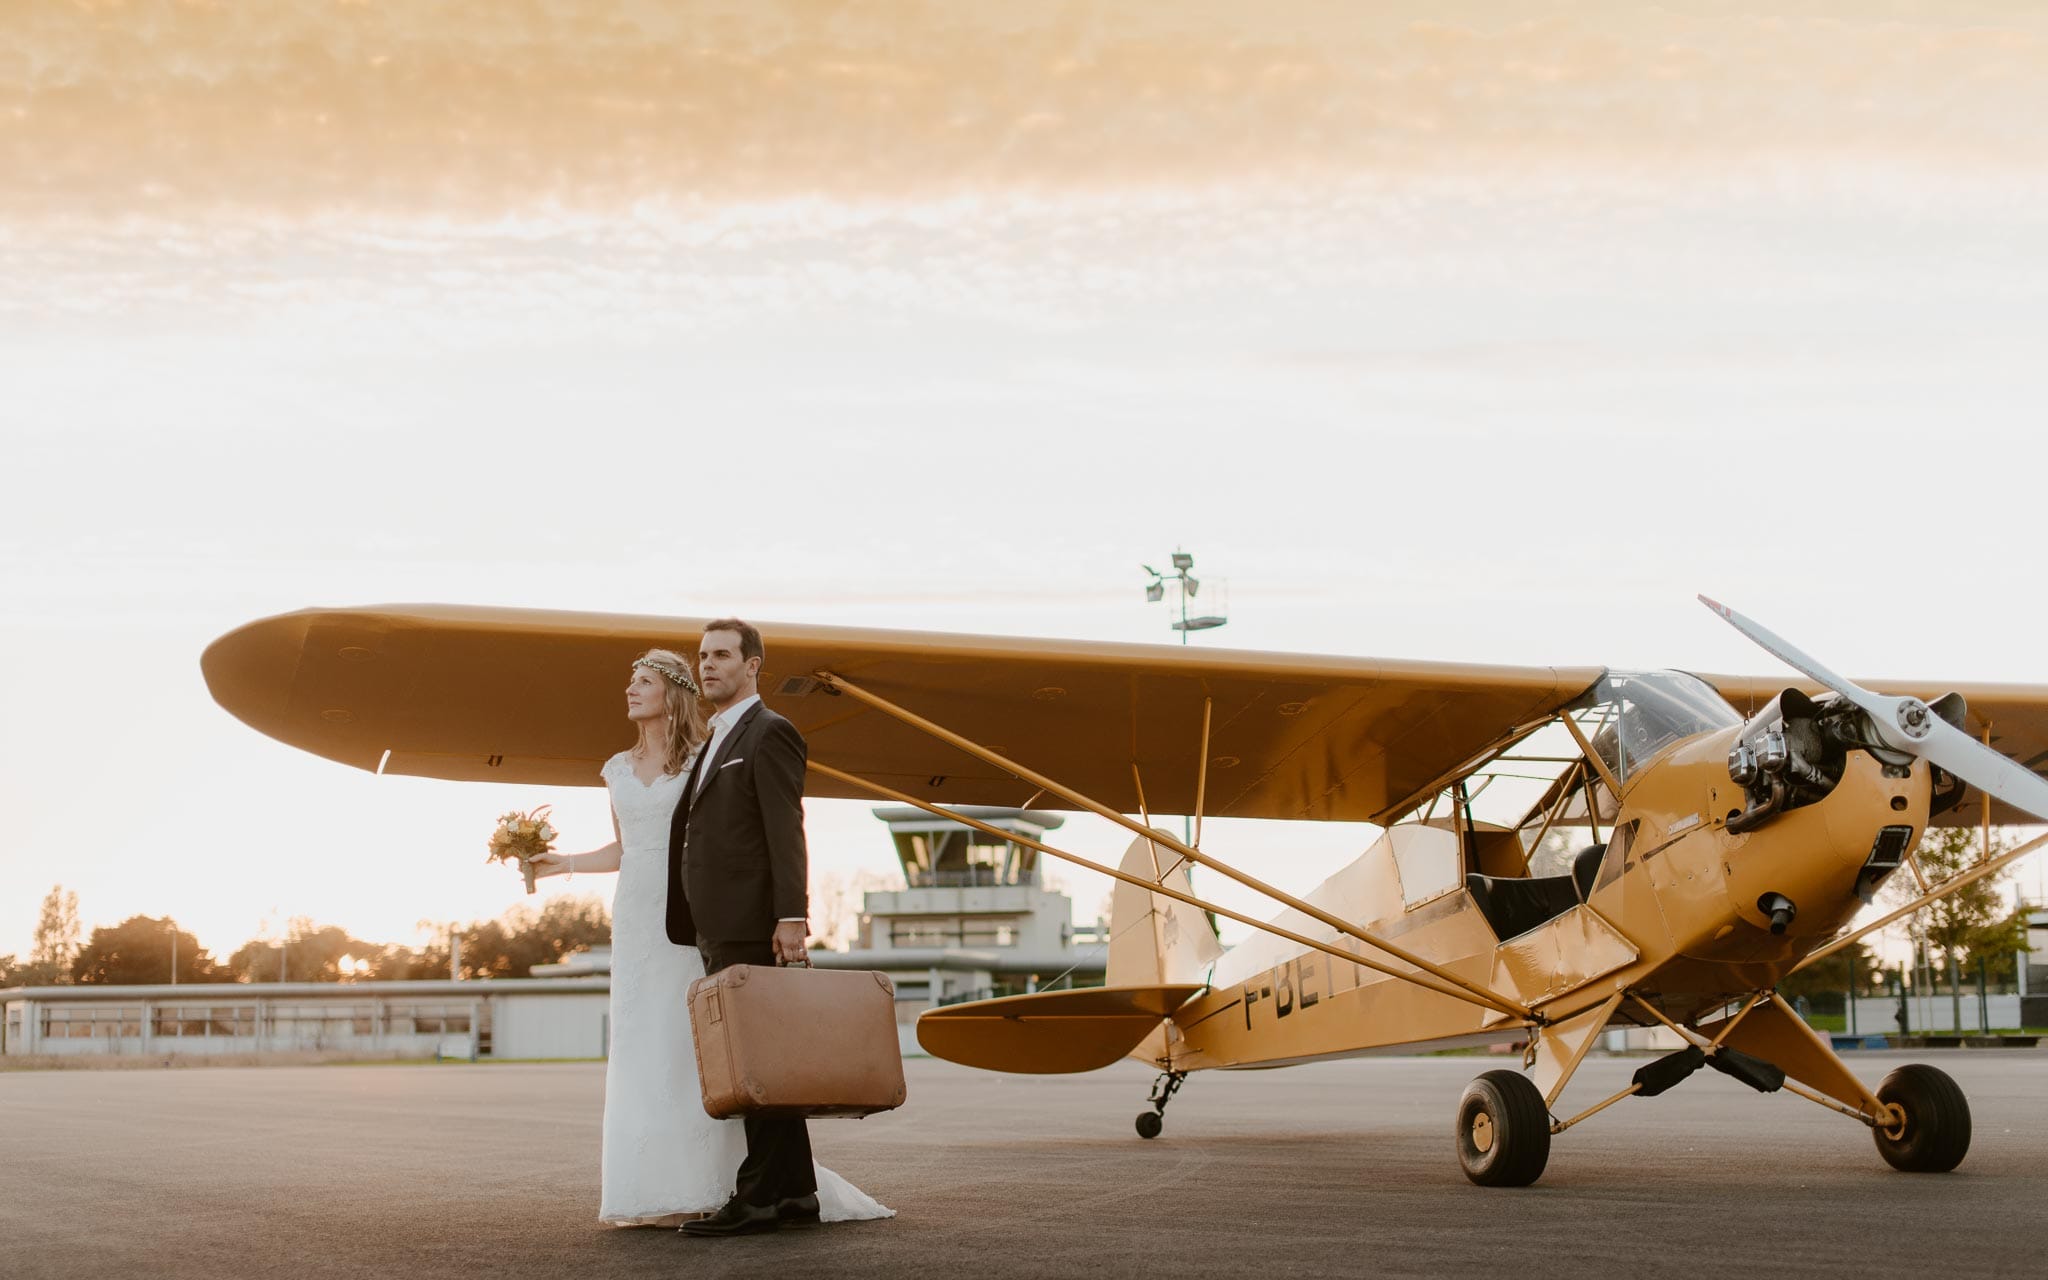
left=695, top=693, right=760, bottom=797
left=695, top=692, right=804, bottom=926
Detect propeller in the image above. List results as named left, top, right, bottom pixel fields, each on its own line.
left=1700, top=595, right=2048, bottom=823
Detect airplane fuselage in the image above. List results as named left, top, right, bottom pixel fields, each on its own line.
left=1160, top=727, right=1930, bottom=1071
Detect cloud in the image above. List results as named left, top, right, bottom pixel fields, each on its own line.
left=4, top=1, right=2046, bottom=227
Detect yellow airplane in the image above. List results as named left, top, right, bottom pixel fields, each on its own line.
left=203, top=598, right=2048, bottom=1186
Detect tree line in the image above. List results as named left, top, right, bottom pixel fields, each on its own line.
left=0, top=886, right=611, bottom=987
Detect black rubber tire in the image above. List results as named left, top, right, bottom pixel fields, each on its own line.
left=1135, top=1111, right=1163, bottom=1140
left=1873, top=1063, right=1971, bottom=1173
left=1455, top=1069, right=1552, bottom=1187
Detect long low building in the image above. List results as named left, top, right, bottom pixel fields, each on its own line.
left=0, top=945, right=1106, bottom=1062
left=1, top=978, right=609, bottom=1062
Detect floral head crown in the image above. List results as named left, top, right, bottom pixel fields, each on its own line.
left=633, top=657, right=701, bottom=695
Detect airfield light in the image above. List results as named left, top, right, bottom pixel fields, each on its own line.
left=1142, top=550, right=1228, bottom=645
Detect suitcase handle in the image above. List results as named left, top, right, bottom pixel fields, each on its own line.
left=703, top=991, right=721, bottom=1025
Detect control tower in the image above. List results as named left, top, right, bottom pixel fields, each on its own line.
left=817, top=806, right=1108, bottom=1051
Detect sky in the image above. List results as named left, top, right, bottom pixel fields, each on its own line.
left=4, top=1, right=2047, bottom=965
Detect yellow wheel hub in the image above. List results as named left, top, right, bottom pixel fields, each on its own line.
left=1470, top=1111, right=1495, bottom=1153
left=1881, top=1102, right=1909, bottom=1142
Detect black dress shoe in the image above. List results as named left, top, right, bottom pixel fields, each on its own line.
left=776, top=1194, right=821, bottom=1228
left=680, top=1197, right=779, bottom=1237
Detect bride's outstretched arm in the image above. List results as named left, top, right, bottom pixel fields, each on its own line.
left=532, top=810, right=624, bottom=877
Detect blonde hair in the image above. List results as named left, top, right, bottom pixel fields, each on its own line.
left=634, top=648, right=707, bottom=776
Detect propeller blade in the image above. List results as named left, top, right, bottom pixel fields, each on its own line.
left=1697, top=595, right=1872, bottom=707
left=1700, top=595, right=2048, bottom=822
left=1908, top=718, right=2048, bottom=824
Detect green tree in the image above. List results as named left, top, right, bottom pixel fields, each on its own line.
left=226, top=918, right=387, bottom=982
left=212, top=899, right=610, bottom=983
left=368, top=943, right=451, bottom=981
left=226, top=938, right=284, bottom=983
left=1976, top=903, right=2033, bottom=985
left=455, top=896, right=610, bottom=978
left=72, top=916, right=223, bottom=985
left=21, top=885, right=82, bottom=985
left=1898, top=826, right=2028, bottom=982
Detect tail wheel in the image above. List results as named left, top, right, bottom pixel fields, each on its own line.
left=1873, top=1064, right=1971, bottom=1173
left=1455, top=1069, right=1552, bottom=1187
left=1134, top=1111, right=1163, bottom=1139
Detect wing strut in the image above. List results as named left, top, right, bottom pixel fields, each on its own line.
left=807, top=760, right=1533, bottom=1021
left=1790, top=828, right=2048, bottom=974
left=1129, top=762, right=1166, bottom=881
left=814, top=670, right=1538, bottom=1022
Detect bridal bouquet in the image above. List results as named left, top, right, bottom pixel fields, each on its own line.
left=486, top=805, right=557, bottom=895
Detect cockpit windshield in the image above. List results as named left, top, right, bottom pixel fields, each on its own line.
left=1389, top=669, right=1744, bottom=881
left=1584, top=671, right=1742, bottom=785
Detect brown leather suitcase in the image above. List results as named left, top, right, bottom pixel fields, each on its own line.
left=688, top=964, right=907, bottom=1119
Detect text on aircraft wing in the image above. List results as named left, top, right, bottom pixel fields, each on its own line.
left=1704, top=672, right=2048, bottom=827
left=201, top=604, right=1601, bottom=824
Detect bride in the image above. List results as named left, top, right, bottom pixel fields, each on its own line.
left=532, top=648, right=892, bottom=1228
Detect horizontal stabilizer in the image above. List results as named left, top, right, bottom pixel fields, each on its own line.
left=916, top=984, right=1205, bottom=1074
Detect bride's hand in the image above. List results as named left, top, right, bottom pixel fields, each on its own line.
left=530, top=851, right=572, bottom=878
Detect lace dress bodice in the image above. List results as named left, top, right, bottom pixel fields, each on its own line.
left=602, top=751, right=694, bottom=1003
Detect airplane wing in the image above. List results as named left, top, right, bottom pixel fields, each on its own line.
left=201, top=604, right=1601, bottom=825
left=1705, top=673, right=2048, bottom=827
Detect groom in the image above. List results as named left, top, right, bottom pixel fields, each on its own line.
left=668, top=617, right=819, bottom=1236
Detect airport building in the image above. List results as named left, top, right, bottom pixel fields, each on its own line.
left=1, top=977, right=608, bottom=1061
left=2019, top=907, right=2048, bottom=1028
left=2, top=806, right=1107, bottom=1061
left=820, top=805, right=1109, bottom=1050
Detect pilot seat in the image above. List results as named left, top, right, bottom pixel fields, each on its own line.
left=1465, top=844, right=1605, bottom=943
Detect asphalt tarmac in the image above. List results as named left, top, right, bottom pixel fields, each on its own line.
left=3, top=1050, right=2044, bottom=1279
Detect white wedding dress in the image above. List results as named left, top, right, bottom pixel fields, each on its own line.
left=597, top=749, right=893, bottom=1226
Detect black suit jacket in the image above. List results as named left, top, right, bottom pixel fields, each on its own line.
left=666, top=700, right=810, bottom=946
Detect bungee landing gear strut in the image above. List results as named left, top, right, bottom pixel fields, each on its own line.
left=1135, top=1069, right=1187, bottom=1139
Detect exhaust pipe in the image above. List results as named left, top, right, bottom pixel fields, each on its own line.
left=1757, top=892, right=1797, bottom=935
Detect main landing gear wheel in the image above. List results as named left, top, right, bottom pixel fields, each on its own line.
left=1135, top=1069, right=1186, bottom=1139
left=1456, top=1070, right=1552, bottom=1187
left=1873, top=1064, right=1971, bottom=1173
